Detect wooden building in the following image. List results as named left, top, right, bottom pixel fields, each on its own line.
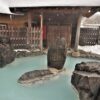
left=0, top=0, right=99, bottom=50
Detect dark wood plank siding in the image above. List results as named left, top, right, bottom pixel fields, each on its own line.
left=47, top=25, right=71, bottom=48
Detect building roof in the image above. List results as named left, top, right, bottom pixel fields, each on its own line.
left=6, top=0, right=100, bottom=7
left=0, top=0, right=100, bottom=14
left=0, top=0, right=12, bottom=14
left=82, top=12, right=100, bottom=26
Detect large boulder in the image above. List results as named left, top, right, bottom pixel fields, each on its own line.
left=47, top=37, right=67, bottom=70
left=71, top=62, right=100, bottom=100
left=0, top=37, right=15, bottom=67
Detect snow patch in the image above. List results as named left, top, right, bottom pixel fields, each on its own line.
left=78, top=45, right=100, bottom=55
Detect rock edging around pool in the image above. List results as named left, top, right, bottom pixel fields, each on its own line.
left=18, top=68, right=66, bottom=85
left=71, top=50, right=100, bottom=60
left=0, top=37, right=15, bottom=67
left=71, top=62, right=100, bottom=100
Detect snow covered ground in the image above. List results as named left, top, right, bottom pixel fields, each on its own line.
left=14, top=49, right=30, bottom=52
left=78, top=45, right=100, bottom=55
left=14, top=49, right=41, bottom=52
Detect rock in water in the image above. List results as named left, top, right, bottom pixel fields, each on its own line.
left=47, top=37, right=67, bottom=70
left=71, top=62, right=100, bottom=100
left=0, top=37, right=15, bottom=67
left=18, top=68, right=65, bottom=85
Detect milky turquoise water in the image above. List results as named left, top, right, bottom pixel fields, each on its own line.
left=0, top=55, right=99, bottom=100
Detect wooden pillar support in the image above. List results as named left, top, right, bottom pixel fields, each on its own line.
left=27, top=12, right=32, bottom=45
left=40, top=13, right=43, bottom=51
left=98, top=26, right=100, bottom=45
left=74, top=14, right=82, bottom=51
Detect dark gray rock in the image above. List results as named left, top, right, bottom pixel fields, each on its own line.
left=47, top=37, right=67, bottom=70
left=0, top=37, right=15, bottom=67
left=18, top=69, right=65, bottom=85
left=71, top=62, right=100, bottom=100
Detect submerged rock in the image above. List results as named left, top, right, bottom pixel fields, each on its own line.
left=71, top=62, right=100, bottom=100
left=0, top=37, right=15, bottom=67
left=18, top=68, right=65, bottom=85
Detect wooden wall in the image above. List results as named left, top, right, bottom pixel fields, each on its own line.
left=43, top=12, right=79, bottom=48
left=0, top=14, right=28, bottom=27
left=47, top=25, right=71, bottom=48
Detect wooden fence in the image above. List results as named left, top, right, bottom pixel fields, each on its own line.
left=30, top=27, right=41, bottom=49
left=0, top=25, right=41, bottom=50
left=79, top=27, right=100, bottom=46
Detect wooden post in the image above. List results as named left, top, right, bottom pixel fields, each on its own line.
left=10, top=15, right=14, bottom=39
left=74, top=14, right=83, bottom=51
left=40, top=13, right=43, bottom=51
left=27, top=12, right=32, bottom=46
left=98, top=26, right=100, bottom=45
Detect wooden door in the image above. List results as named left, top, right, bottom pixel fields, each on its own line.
left=47, top=25, right=71, bottom=48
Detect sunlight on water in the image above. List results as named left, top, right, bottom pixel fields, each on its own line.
left=0, top=55, right=99, bottom=100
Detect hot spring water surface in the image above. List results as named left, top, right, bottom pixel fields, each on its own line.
left=0, top=55, right=99, bottom=100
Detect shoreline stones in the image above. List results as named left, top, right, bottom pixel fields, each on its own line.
left=71, top=50, right=80, bottom=57
left=71, top=62, right=100, bottom=100
left=15, top=50, right=44, bottom=58
left=71, top=50, right=100, bottom=60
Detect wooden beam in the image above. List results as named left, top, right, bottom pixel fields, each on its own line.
left=30, top=7, right=91, bottom=15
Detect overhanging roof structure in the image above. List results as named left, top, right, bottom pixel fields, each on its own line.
left=0, top=0, right=12, bottom=14
left=6, top=0, right=100, bottom=7
left=0, top=0, right=100, bottom=14
left=82, top=12, right=100, bottom=26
